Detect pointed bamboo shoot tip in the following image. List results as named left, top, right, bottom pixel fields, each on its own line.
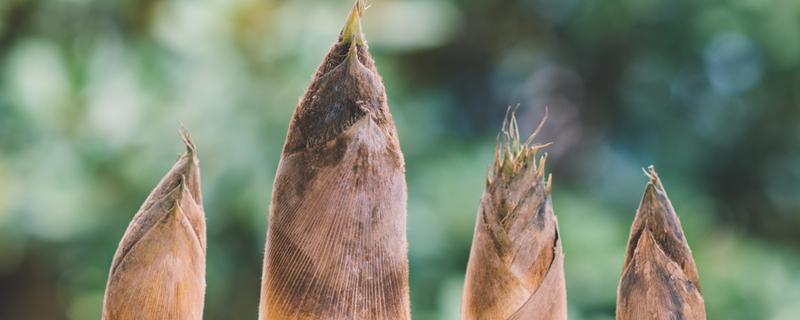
left=341, top=0, right=365, bottom=46
left=643, top=165, right=664, bottom=192
left=346, top=34, right=360, bottom=67
left=179, top=125, right=196, bottom=155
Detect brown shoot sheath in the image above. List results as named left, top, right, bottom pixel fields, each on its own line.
left=259, top=1, right=410, bottom=319
left=102, top=129, right=206, bottom=320
left=462, top=109, right=567, bottom=320
left=616, top=166, right=705, bottom=320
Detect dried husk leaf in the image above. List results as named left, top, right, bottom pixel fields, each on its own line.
left=616, top=166, right=705, bottom=320
left=259, top=1, right=409, bottom=319
left=102, top=129, right=206, bottom=320
left=462, top=109, right=566, bottom=320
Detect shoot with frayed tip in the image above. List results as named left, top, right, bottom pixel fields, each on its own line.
left=490, top=106, right=552, bottom=184
left=463, top=106, right=566, bottom=320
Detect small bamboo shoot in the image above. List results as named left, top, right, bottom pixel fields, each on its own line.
left=102, top=129, right=206, bottom=320
left=461, top=110, right=567, bottom=320
left=616, top=166, right=705, bottom=320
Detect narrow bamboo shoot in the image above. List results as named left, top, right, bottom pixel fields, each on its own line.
left=616, top=166, right=705, bottom=320
left=102, top=129, right=206, bottom=320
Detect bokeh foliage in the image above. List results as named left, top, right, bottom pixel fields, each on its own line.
left=1, top=0, right=799, bottom=319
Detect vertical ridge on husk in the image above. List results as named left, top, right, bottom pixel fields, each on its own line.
left=102, top=129, right=206, bottom=320
left=461, top=108, right=567, bottom=320
left=259, top=0, right=409, bottom=319
left=616, top=166, right=705, bottom=320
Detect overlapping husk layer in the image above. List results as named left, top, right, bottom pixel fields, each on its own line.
left=259, top=1, right=409, bottom=319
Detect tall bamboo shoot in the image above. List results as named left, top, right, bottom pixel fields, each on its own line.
left=259, top=1, right=410, bottom=319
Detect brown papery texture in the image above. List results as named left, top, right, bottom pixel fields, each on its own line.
left=461, top=110, right=567, bottom=320
left=258, top=1, right=409, bottom=319
left=616, top=166, right=705, bottom=320
left=102, top=129, right=206, bottom=320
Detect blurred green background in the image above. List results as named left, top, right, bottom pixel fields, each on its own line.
left=1, top=0, right=799, bottom=319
